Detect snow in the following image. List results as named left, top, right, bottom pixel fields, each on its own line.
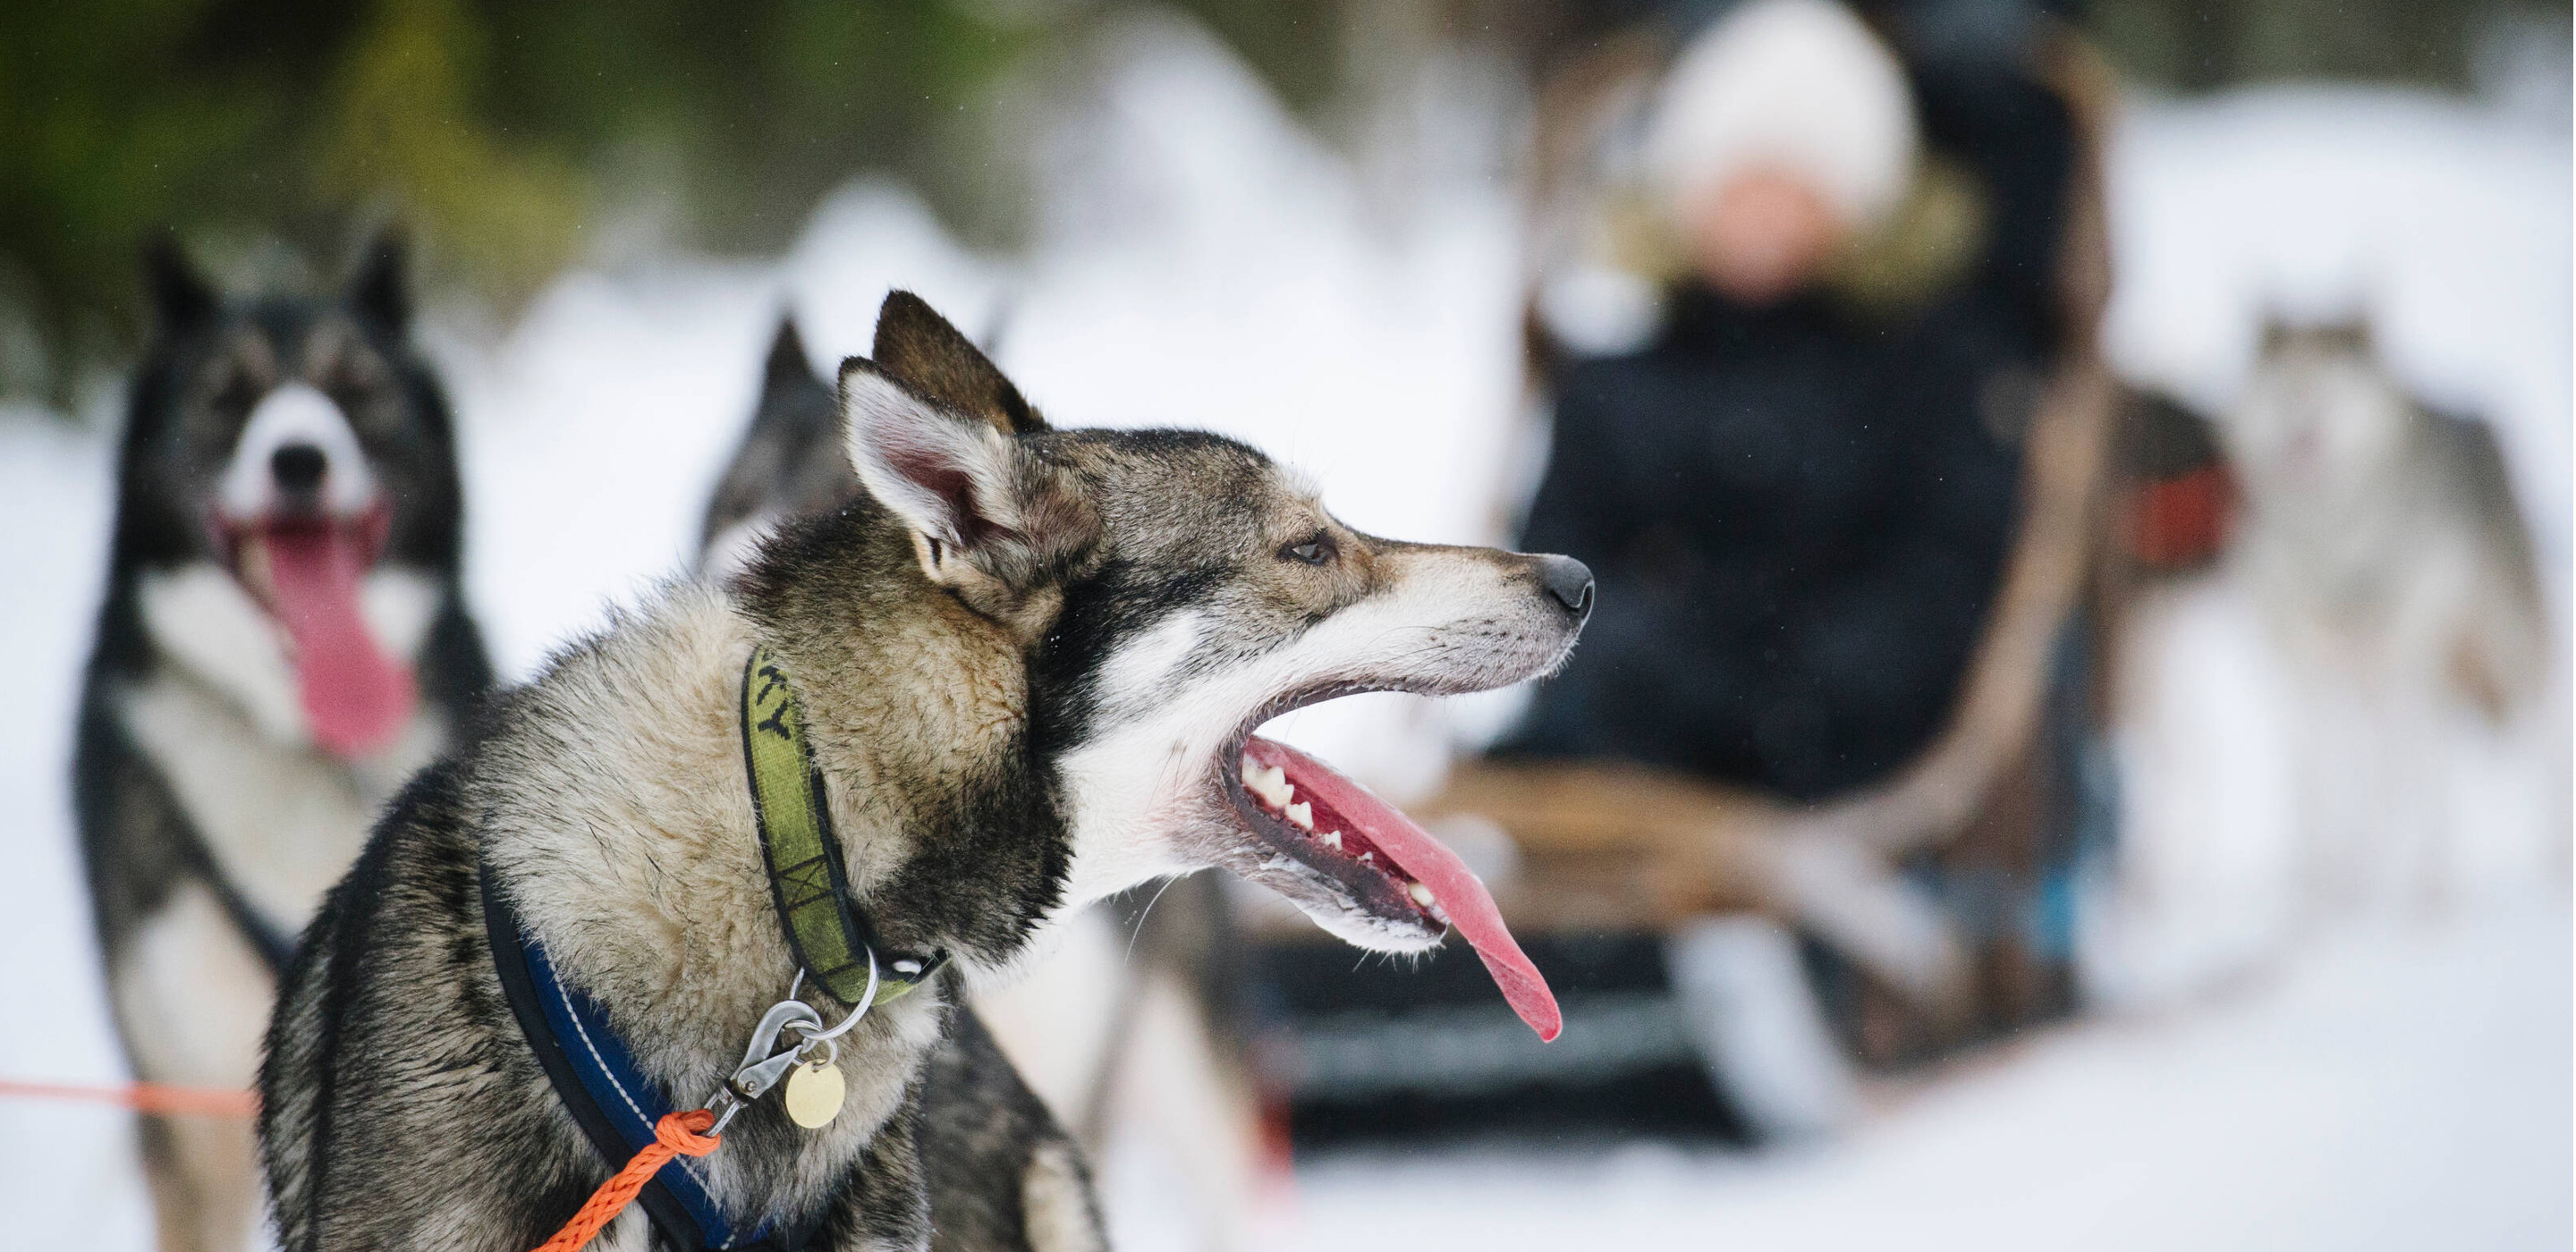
left=440, top=183, right=1014, bottom=681
left=0, top=411, right=150, bottom=1252
left=1258, top=909, right=2570, bottom=1252
left=0, top=24, right=2564, bottom=1250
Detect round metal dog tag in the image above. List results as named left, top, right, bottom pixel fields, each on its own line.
left=784, top=1060, right=845, bottom=1129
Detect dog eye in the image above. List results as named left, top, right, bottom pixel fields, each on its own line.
left=213, top=373, right=263, bottom=415
left=1281, top=535, right=1335, bottom=566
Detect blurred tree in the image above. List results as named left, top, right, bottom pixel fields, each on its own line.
left=0, top=0, right=1342, bottom=404
left=0, top=0, right=338, bottom=395
left=313, top=0, right=585, bottom=300
left=2082, top=0, right=2563, bottom=93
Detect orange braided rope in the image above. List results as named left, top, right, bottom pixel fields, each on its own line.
left=531, top=1108, right=723, bottom=1252
left=0, top=1078, right=258, bottom=1119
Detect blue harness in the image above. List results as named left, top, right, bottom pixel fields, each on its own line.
left=481, top=862, right=818, bottom=1251
left=478, top=649, right=945, bottom=1250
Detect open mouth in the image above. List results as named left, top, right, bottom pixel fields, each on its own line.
left=1219, top=718, right=1561, bottom=1042
left=218, top=506, right=416, bottom=758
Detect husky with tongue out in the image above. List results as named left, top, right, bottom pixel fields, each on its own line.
left=74, top=234, right=489, bottom=1252
left=258, top=291, right=1588, bottom=1252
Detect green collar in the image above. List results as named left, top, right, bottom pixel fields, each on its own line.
left=741, top=644, right=946, bottom=1007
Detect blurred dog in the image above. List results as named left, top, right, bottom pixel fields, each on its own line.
left=260, top=292, right=1586, bottom=1249
left=2223, top=317, right=2546, bottom=905
left=74, top=234, right=490, bottom=1252
left=699, top=320, right=870, bottom=585
left=702, top=317, right=1272, bottom=1248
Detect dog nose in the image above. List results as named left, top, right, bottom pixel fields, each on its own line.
left=271, top=443, right=327, bottom=493
left=1537, top=554, right=1593, bottom=621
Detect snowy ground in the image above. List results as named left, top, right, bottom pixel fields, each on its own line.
left=0, top=24, right=2565, bottom=1252
left=1254, top=909, right=2571, bottom=1252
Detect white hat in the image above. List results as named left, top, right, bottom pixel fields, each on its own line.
left=1643, top=0, right=1919, bottom=231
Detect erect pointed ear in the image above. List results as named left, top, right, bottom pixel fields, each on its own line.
left=2321, top=312, right=2374, bottom=357
left=142, top=237, right=216, bottom=334
left=840, top=357, right=1093, bottom=635
left=763, top=317, right=817, bottom=398
left=346, top=227, right=411, bottom=332
left=872, top=291, right=1046, bottom=436
left=2258, top=312, right=2294, bottom=355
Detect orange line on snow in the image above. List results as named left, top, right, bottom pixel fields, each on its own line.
left=0, top=1078, right=258, bottom=1119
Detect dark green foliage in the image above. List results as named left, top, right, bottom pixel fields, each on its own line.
left=0, top=0, right=1341, bottom=402
left=2084, top=0, right=2561, bottom=94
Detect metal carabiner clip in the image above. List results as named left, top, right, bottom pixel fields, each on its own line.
left=702, top=997, right=825, bottom=1134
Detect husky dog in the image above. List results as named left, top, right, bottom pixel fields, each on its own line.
left=261, top=292, right=1589, bottom=1251
left=2223, top=317, right=2547, bottom=904
left=699, top=320, right=863, bottom=583
left=702, top=320, right=1267, bottom=1207
left=700, top=317, right=1117, bottom=1252
left=76, top=235, right=490, bottom=1252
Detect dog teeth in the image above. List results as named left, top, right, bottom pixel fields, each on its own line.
left=1242, top=763, right=1293, bottom=809
left=1409, top=883, right=1436, bottom=907
left=1358, top=851, right=1373, bottom=864
left=1284, top=800, right=1313, bottom=831
left=1318, top=830, right=1341, bottom=850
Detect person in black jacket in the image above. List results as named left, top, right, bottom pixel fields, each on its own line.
left=1504, top=0, right=2075, bottom=804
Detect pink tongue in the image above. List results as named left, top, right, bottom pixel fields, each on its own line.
left=1244, top=737, right=1562, bottom=1042
left=261, top=525, right=416, bottom=758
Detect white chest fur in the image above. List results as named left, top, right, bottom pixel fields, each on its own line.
left=123, top=560, right=448, bottom=931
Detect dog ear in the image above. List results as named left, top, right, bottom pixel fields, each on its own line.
left=764, top=317, right=817, bottom=397
left=872, top=291, right=1046, bottom=436
left=346, top=228, right=411, bottom=333
left=143, top=237, right=216, bottom=334
left=2258, top=312, right=2295, bottom=356
left=2319, top=313, right=2374, bottom=357
left=840, top=357, right=1093, bottom=636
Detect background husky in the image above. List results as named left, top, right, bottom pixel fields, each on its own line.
left=74, top=234, right=490, bottom=1252
left=260, top=292, right=1588, bottom=1250
left=2221, top=317, right=2548, bottom=909
left=701, top=317, right=1270, bottom=1248
left=699, top=321, right=870, bottom=585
